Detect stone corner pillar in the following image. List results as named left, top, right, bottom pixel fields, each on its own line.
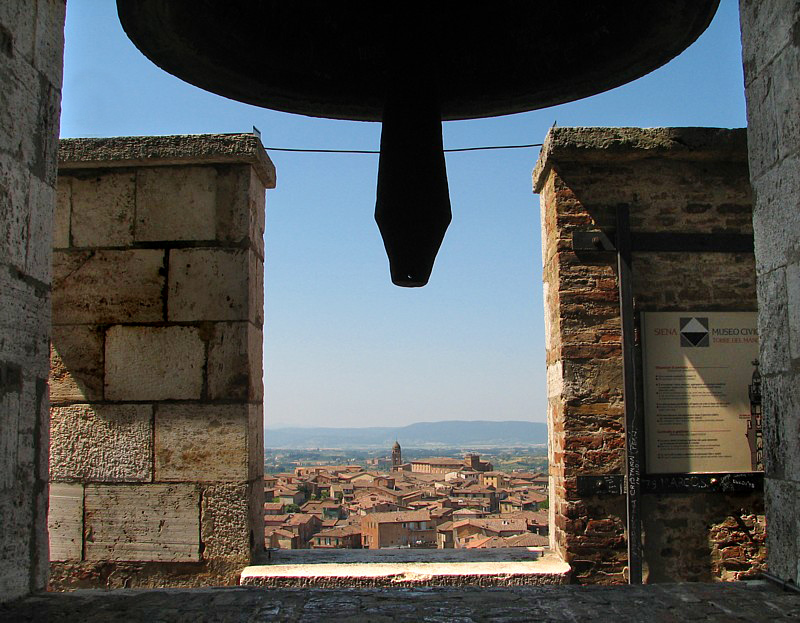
left=0, top=0, right=66, bottom=602
left=49, top=133, right=274, bottom=588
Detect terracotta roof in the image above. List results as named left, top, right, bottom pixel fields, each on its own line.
left=286, top=513, right=319, bottom=526
left=505, top=532, right=549, bottom=547
left=361, top=510, right=430, bottom=524
left=316, top=525, right=361, bottom=538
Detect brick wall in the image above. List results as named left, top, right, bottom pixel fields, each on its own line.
left=0, top=0, right=65, bottom=601
left=740, top=0, right=800, bottom=585
left=47, top=134, right=273, bottom=588
left=535, top=127, right=765, bottom=583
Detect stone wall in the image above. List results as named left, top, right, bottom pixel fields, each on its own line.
left=740, top=0, right=800, bottom=585
left=48, top=134, right=274, bottom=588
left=534, top=127, right=765, bottom=583
left=0, top=0, right=65, bottom=601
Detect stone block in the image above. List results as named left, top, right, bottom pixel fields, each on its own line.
left=52, top=249, right=165, bottom=324
left=756, top=267, right=790, bottom=375
left=249, top=168, right=266, bottom=259
left=0, top=368, right=41, bottom=489
left=0, top=490, right=32, bottom=598
left=155, top=404, right=249, bottom=481
left=135, top=166, right=217, bottom=242
left=25, top=176, right=54, bottom=283
left=739, top=0, right=799, bottom=86
left=54, top=177, right=70, bottom=248
left=0, top=261, right=50, bottom=377
left=250, top=250, right=264, bottom=327
left=84, top=484, right=200, bottom=562
left=0, top=150, right=32, bottom=272
left=0, top=368, right=48, bottom=595
left=248, top=404, right=264, bottom=482
left=787, top=261, right=800, bottom=361
left=201, top=483, right=251, bottom=562
left=207, top=322, right=263, bottom=401
left=0, top=1, right=36, bottom=61
left=168, top=248, right=253, bottom=322
left=32, top=0, right=66, bottom=89
left=214, top=165, right=252, bottom=247
left=70, top=171, right=135, bottom=247
left=50, top=404, right=153, bottom=482
left=764, top=477, right=800, bottom=583
left=105, top=326, right=204, bottom=401
left=773, top=44, right=800, bottom=163
left=0, top=50, right=47, bottom=187
left=50, top=324, right=104, bottom=403
left=48, top=483, right=83, bottom=561
left=751, top=155, right=800, bottom=274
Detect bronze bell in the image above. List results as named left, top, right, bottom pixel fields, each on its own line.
left=116, top=1, right=720, bottom=287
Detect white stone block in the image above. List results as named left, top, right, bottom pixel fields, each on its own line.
left=201, top=483, right=251, bottom=561
left=84, top=484, right=200, bottom=562
left=50, top=324, right=104, bottom=403
left=155, top=404, right=249, bottom=481
left=135, top=166, right=217, bottom=242
left=168, top=248, right=251, bottom=322
left=207, top=322, right=262, bottom=401
left=105, top=326, right=204, bottom=401
left=52, top=249, right=165, bottom=324
left=70, top=171, right=135, bottom=247
left=48, top=483, right=83, bottom=561
left=50, top=404, right=153, bottom=482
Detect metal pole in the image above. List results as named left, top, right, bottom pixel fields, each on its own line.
left=616, top=205, right=644, bottom=584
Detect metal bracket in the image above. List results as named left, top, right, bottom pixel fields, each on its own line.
left=573, top=231, right=754, bottom=255
left=576, top=474, right=626, bottom=496
left=572, top=231, right=616, bottom=253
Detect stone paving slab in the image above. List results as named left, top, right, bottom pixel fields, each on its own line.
left=3, top=581, right=800, bottom=622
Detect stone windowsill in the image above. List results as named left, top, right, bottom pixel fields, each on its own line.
left=241, top=548, right=570, bottom=588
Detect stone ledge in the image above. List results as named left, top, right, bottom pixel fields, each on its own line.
left=533, top=127, right=748, bottom=192
left=241, top=550, right=570, bottom=588
left=58, top=134, right=276, bottom=189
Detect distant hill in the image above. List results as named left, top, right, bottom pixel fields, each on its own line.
left=264, top=420, right=547, bottom=449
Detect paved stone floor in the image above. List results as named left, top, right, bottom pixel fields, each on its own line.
left=3, top=581, right=800, bottom=622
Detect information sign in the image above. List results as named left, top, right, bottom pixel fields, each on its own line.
left=642, top=312, right=762, bottom=474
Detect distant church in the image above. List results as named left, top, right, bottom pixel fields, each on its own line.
left=391, top=441, right=402, bottom=470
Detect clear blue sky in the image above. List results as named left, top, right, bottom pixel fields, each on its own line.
left=60, top=2, right=747, bottom=429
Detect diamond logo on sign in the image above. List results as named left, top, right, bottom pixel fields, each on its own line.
left=680, top=317, right=709, bottom=347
